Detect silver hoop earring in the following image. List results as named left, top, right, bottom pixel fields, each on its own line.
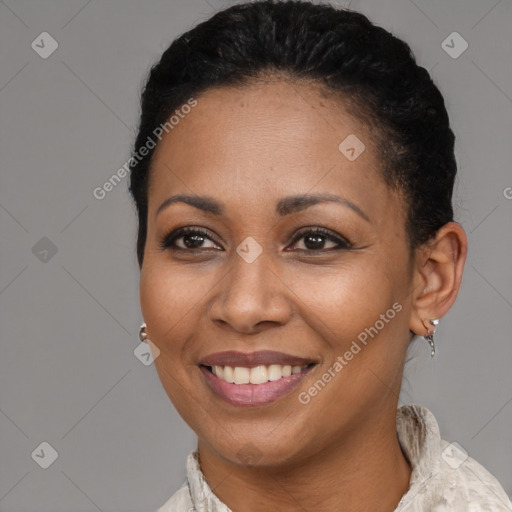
left=425, top=319, right=439, bottom=358
left=139, top=322, right=148, bottom=343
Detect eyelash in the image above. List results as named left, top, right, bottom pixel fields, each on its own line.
left=159, top=226, right=352, bottom=253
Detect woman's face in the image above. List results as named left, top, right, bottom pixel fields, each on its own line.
left=140, top=79, right=417, bottom=466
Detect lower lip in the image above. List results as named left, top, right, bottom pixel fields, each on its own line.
left=200, top=365, right=315, bottom=407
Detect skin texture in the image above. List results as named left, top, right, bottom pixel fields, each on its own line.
left=139, top=77, right=467, bottom=512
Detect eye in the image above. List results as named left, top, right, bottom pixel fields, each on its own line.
left=287, top=227, right=352, bottom=252
left=159, top=226, right=352, bottom=253
left=159, top=227, right=222, bottom=251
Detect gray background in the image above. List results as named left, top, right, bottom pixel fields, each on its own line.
left=0, top=0, right=511, bottom=510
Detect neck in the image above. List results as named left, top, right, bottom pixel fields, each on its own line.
left=197, top=408, right=412, bottom=512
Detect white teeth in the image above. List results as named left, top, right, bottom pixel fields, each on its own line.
left=249, top=365, right=268, bottom=384
left=210, top=363, right=309, bottom=385
left=282, top=365, right=292, bottom=377
left=233, top=367, right=250, bottom=384
left=268, top=364, right=283, bottom=381
left=223, top=366, right=235, bottom=383
left=214, top=366, right=224, bottom=379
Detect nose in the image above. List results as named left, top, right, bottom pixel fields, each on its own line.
left=208, top=249, right=293, bottom=334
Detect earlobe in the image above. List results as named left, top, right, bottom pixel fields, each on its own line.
left=409, top=222, right=468, bottom=336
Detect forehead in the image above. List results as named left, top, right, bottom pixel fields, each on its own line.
left=148, top=79, right=396, bottom=221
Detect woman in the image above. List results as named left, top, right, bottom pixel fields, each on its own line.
left=128, top=1, right=512, bottom=510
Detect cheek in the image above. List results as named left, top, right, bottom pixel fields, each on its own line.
left=280, top=263, right=408, bottom=434
left=281, top=257, right=401, bottom=345
left=140, top=259, right=217, bottom=343
left=139, top=258, right=224, bottom=398
left=139, top=261, right=189, bottom=381
left=139, top=260, right=210, bottom=423
left=281, top=256, right=410, bottom=406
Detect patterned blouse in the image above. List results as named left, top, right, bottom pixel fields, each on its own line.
left=157, top=404, right=512, bottom=511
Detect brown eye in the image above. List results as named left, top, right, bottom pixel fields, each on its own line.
left=160, top=227, right=222, bottom=251
left=288, top=228, right=352, bottom=252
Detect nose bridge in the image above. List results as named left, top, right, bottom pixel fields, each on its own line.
left=227, top=240, right=276, bottom=307
left=209, top=239, right=290, bottom=331
left=231, top=241, right=272, bottom=294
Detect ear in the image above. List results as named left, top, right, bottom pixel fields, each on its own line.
left=409, top=222, right=468, bottom=336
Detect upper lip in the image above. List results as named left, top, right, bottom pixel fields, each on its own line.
left=200, top=350, right=317, bottom=368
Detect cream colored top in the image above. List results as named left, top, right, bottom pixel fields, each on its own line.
left=157, top=404, right=512, bottom=511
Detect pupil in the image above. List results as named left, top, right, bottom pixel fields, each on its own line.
left=305, top=234, right=325, bottom=250
left=184, top=234, right=204, bottom=248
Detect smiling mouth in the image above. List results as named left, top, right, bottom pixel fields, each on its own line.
left=199, top=362, right=318, bottom=407
left=201, top=363, right=316, bottom=385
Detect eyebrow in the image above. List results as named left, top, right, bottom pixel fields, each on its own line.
left=155, top=193, right=371, bottom=223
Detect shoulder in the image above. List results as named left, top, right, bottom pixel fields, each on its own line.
left=433, top=442, right=512, bottom=511
left=396, top=405, right=512, bottom=511
left=156, top=482, right=193, bottom=512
